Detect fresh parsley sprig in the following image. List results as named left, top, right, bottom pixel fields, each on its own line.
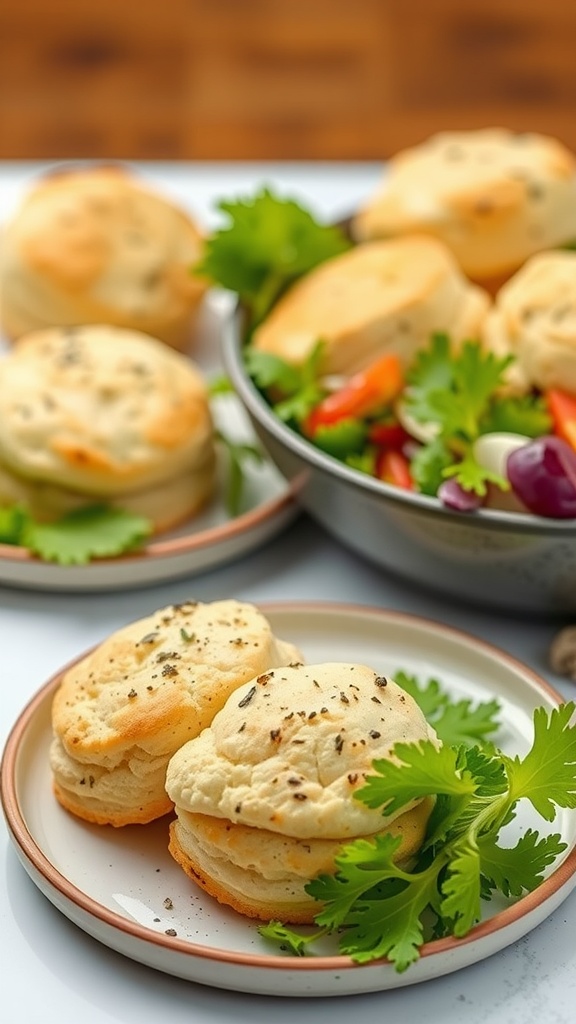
left=0, top=504, right=153, bottom=565
left=260, top=695, right=576, bottom=972
left=194, top=188, right=351, bottom=330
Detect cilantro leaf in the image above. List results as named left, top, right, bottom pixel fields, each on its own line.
left=479, top=829, right=567, bottom=898
left=195, top=188, right=351, bottom=327
left=260, top=697, right=576, bottom=973
left=245, top=342, right=326, bottom=426
left=439, top=840, right=482, bottom=936
left=481, top=393, right=552, bottom=438
left=0, top=504, right=30, bottom=544
left=357, top=740, right=478, bottom=817
left=409, top=437, right=453, bottom=496
left=258, top=921, right=321, bottom=956
left=215, top=430, right=264, bottom=516
left=24, top=506, right=152, bottom=565
left=395, top=670, right=501, bottom=747
left=505, top=702, right=576, bottom=819
left=441, top=451, right=509, bottom=497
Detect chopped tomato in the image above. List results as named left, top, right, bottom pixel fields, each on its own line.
left=304, top=353, right=404, bottom=436
left=376, top=449, right=414, bottom=490
left=546, top=388, right=576, bottom=451
left=368, top=421, right=410, bottom=449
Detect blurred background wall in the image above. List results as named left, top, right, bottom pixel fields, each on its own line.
left=2, top=0, right=576, bottom=160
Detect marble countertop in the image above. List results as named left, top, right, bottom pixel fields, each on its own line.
left=1, top=161, right=575, bottom=1024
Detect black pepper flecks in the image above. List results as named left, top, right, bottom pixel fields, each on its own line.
left=238, top=686, right=257, bottom=708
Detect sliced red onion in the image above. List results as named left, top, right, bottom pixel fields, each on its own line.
left=438, top=479, right=483, bottom=512
left=507, top=436, right=576, bottom=518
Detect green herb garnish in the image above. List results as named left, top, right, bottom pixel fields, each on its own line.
left=195, top=188, right=351, bottom=330
left=4, top=505, right=153, bottom=565
left=260, top=679, right=576, bottom=972
left=404, top=333, right=552, bottom=496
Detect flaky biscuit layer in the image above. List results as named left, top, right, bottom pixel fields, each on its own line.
left=50, top=599, right=302, bottom=826
left=166, top=662, right=437, bottom=840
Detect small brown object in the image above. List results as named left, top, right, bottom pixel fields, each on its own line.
left=548, top=625, right=576, bottom=679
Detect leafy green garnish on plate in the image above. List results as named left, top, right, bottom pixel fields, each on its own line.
left=394, top=669, right=501, bottom=748
left=0, top=504, right=153, bottom=565
left=195, top=188, right=351, bottom=330
left=259, top=670, right=576, bottom=973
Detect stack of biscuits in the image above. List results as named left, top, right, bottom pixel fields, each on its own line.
left=50, top=602, right=437, bottom=925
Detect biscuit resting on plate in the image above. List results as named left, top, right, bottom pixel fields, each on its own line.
left=352, top=128, right=576, bottom=291
left=50, top=599, right=302, bottom=826
left=250, top=235, right=489, bottom=376
left=0, top=324, right=216, bottom=532
left=166, top=661, right=437, bottom=923
left=0, top=164, right=208, bottom=350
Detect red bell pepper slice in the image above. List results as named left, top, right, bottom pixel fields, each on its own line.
left=546, top=388, right=576, bottom=451
left=376, top=449, right=414, bottom=490
left=304, top=353, right=404, bottom=436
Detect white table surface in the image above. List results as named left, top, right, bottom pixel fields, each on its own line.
left=1, top=161, right=575, bottom=1024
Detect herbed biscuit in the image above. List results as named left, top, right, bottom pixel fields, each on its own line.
left=352, top=128, right=576, bottom=286
left=250, top=236, right=489, bottom=376
left=483, top=249, right=576, bottom=395
left=165, top=661, right=437, bottom=922
left=0, top=324, right=216, bottom=530
left=0, top=164, right=208, bottom=350
left=50, top=599, right=302, bottom=826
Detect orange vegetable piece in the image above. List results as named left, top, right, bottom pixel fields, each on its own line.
left=546, top=389, right=576, bottom=451
left=376, top=449, right=414, bottom=490
left=305, top=353, right=404, bottom=435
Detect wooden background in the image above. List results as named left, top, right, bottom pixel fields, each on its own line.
left=2, top=0, right=576, bottom=161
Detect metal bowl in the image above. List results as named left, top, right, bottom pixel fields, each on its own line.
left=221, top=310, right=576, bottom=616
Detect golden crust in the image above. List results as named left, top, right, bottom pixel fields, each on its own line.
left=251, top=236, right=489, bottom=375
left=352, top=128, right=576, bottom=283
left=165, top=661, right=438, bottom=922
left=167, top=800, right=433, bottom=924
left=0, top=325, right=216, bottom=509
left=50, top=599, right=302, bottom=827
left=0, top=164, right=208, bottom=350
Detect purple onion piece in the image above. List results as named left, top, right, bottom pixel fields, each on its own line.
left=506, top=436, right=576, bottom=519
left=437, top=479, right=483, bottom=513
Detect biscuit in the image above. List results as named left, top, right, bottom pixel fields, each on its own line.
left=166, top=661, right=437, bottom=922
left=352, top=128, right=576, bottom=288
left=0, top=164, right=208, bottom=350
left=0, top=324, right=216, bottom=532
left=482, top=249, right=576, bottom=395
left=50, top=599, right=302, bottom=826
left=250, top=236, right=489, bottom=376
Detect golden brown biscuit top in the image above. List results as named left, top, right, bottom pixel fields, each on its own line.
left=483, top=249, right=576, bottom=393
left=353, top=129, right=576, bottom=277
left=251, top=235, right=489, bottom=374
left=51, top=599, right=302, bottom=764
left=0, top=324, right=214, bottom=495
left=6, top=165, right=205, bottom=303
left=166, top=662, right=437, bottom=840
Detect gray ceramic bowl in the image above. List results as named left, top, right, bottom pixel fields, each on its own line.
left=221, top=311, right=576, bottom=616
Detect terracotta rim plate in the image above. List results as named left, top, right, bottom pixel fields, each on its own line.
left=2, top=602, right=576, bottom=998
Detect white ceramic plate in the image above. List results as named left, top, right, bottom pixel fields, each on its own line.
left=3, top=603, right=576, bottom=997
left=0, top=297, right=299, bottom=592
